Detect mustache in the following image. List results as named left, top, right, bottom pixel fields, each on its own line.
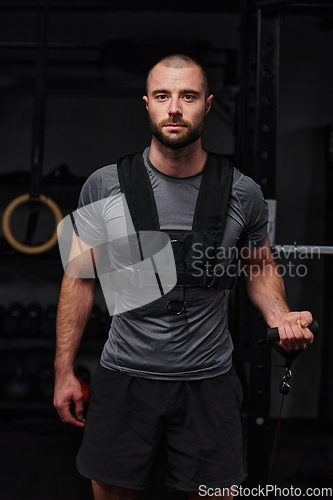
left=160, top=118, right=189, bottom=127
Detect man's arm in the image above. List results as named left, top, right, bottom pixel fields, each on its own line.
left=54, top=232, right=96, bottom=427
left=241, top=237, right=313, bottom=351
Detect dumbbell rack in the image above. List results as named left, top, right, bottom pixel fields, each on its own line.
left=0, top=171, right=109, bottom=418
left=0, top=335, right=106, bottom=416
left=0, top=256, right=109, bottom=418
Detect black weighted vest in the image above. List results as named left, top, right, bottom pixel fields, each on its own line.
left=117, top=151, right=235, bottom=312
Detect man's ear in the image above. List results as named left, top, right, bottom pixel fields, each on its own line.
left=142, top=95, right=148, bottom=110
left=205, top=94, right=214, bottom=115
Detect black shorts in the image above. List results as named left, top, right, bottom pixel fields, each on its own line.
left=76, top=364, right=245, bottom=491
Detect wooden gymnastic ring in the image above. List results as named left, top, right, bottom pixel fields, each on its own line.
left=2, top=193, right=62, bottom=255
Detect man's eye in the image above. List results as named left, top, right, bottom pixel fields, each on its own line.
left=184, top=95, right=194, bottom=101
left=156, top=95, right=167, bottom=100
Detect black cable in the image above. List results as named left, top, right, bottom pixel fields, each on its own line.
left=267, top=394, right=285, bottom=484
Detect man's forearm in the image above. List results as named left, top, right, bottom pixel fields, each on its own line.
left=55, top=273, right=95, bottom=374
left=244, top=260, right=290, bottom=328
left=241, top=238, right=313, bottom=350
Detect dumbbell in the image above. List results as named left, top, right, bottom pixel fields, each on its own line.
left=40, top=304, right=57, bottom=337
left=2, top=365, right=33, bottom=402
left=21, top=303, right=43, bottom=337
left=38, top=366, right=55, bottom=402
left=2, top=302, right=26, bottom=336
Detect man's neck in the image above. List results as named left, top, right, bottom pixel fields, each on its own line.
left=149, top=137, right=207, bottom=178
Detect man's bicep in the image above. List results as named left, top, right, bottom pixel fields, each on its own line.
left=240, top=237, right=273, bottom=267
left=65, top=231, right=98, bottom=279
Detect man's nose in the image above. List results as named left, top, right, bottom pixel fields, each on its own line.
left=168, top=96, right=182, bottom=115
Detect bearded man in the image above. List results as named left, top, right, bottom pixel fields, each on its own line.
left=54, top=54, right=313, bottom=500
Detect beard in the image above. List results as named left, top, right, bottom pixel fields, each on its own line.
left=148, top=113, right=206, bottom=150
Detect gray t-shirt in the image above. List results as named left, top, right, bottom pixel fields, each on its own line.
left=76, top=147, right=268, bottom=380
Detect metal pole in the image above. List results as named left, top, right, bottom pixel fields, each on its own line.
left=319, top=124, right=333, bottom=424
left=247, top=4, right=280, bottom=487
left=254, top=7, right=280, bottom=200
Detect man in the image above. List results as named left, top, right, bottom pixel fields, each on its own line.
left=54, top=54, right=313, bottom=500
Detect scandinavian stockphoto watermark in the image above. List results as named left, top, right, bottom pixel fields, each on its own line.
left=198, top=484, right=333, bottom=497
left=57, top=195, right=320, bottom=315
left=190, top=242, right=321, bottom=281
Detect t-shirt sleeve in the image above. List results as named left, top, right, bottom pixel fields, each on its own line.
left=74, top=170, right=109, bottom=247
left=235, top=173, right=269, bottom=248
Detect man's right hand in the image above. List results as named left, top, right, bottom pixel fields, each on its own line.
left=53, top=372, right=85, bottom=427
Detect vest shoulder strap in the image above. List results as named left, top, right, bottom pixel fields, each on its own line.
left=117, top=152, right=160, bottom=231
left=117, top=151, right=233, bottom=233
left=192, top=152, right=233, bottom=233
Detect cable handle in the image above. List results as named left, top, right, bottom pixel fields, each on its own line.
left=266, top=320, right=319, bottom=341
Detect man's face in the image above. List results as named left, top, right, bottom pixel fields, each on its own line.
left=143, top=64, right=213, bottom=150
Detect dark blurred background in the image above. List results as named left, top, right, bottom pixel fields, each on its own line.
left=0, top=1, right=333, bottom=498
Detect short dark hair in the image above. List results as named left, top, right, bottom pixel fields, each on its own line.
left=146, top=53, right=210, bottom=98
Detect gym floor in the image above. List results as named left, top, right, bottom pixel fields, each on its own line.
left=1, top=413, right=332, bottom=500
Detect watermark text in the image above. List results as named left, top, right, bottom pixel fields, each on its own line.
left=198, top=484, right=333, bottom=497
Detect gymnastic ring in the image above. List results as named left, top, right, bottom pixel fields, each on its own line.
left=2, top=193, right=63, bottom=255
